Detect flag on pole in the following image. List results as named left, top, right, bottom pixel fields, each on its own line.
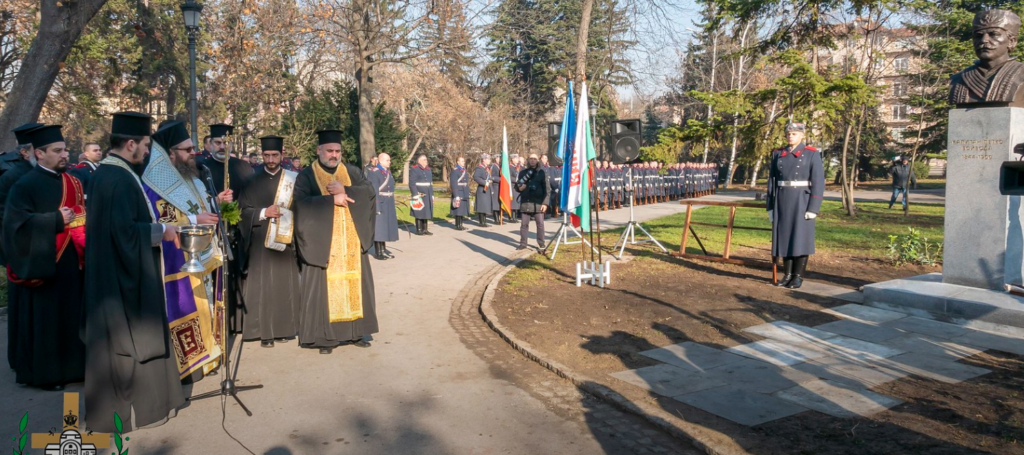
left=565, top=81, right=597, bottom=231
left=558, top=81, right=576, bottom=212
left=499, top=124, right=513, bottom=217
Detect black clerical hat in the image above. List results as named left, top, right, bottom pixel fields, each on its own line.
left=152, top=121, right=190, bottom=151
left=12, top=123, right=44, bottom=145
left=111, top=112, right=153, bottom=137
left=209, top=123, right=234, bottom=139
left=260, top=135, right=284, bottom=152
left=27, top=125, right=64, bottom=149
left=316, top=129, right=343, bottom=145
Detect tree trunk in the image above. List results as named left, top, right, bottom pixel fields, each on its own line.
left=723, top=22, right=751, bottom=189
left=574, top=0, right=595, bottom=81
left=356, top=59, right=376, bottom=166
left=702, top=29, right=719, bottom=164
left=748, top=158, right=761, bottom=187
left=0, top=0, right=109, bottom=149
left=839, top=123, right=855, bottom=216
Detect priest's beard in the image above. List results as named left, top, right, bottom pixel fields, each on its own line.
left=176, top=160, right=199, bottom=180
left=214, top=151, right=226, bottom=161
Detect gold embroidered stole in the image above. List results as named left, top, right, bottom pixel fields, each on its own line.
left=312, top=164, right=364, bottom=322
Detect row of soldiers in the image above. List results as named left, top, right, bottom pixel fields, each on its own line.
left=1, top=116, right=378, bottom=434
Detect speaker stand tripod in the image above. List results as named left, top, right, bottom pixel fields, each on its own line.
left=544, top=212, right=598, bottom=260
left=612, top=171, right=668, bottom=260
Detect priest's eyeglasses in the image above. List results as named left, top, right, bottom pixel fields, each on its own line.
left=172, top=146, right=197, bottom=154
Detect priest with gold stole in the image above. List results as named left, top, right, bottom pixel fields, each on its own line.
left=3, top=124, right=86, bottom=390
left=294, top=130, right=378, bottom=354
left=238, top=135, right=300, bottom=347
left=142, top=121, right=231, bottom=378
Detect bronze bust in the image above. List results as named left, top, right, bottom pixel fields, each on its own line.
left=949, top=9, right=1024, bottom=108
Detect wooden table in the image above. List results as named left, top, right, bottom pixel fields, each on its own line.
left=672, top=199, right=773, bottom=268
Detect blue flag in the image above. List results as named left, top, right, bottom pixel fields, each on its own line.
left=558, top=81, right=576, bottom=212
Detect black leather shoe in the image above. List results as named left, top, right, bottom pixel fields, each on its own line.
left=423, top=229, right=433, bottom=236
left=40, top=384, right=65, bottom=392
left=275, top=338, right=291, bottom=343
left=774, top=274, right=793, bottom=287
left=785, top=275, right=804, bottom=289
left=353, top=340, right=371, bottom=348
left=516, top=245, right=527, bottom=250
left=319, top=347, right=334, bottom=355
left=261, top=340, right=274, bottom=348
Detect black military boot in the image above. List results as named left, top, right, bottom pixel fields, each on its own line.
left=414, top=220, right=424, bottom=235
left=478, top=213, right=488, bottom=227
left=422, top=220, right=433, bottom=236
left=775, top=257, right=794, bottom=287
left=374, top=242, right=388, bottom=260
left=786, top=256, right=807, bottom=289
left=458, top=216, right=467, bottom=230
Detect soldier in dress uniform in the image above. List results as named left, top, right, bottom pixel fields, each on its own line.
left=367, top=153, right=398, bottom=259
left=449, top=156, right=471, bottom=230
left=767, top=122, right=825, bottom=289
left=408, top=154, right=434, bottom=235
left=69, top=142, right=102, bottom=187
left=473, top=154, right=494, bottom=227
left=489, top=155, right=502, bottom=223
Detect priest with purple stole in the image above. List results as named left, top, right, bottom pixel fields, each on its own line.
left=238, top=135, right=300, bottom=347
left=142, top=121, right=232, bottom=378
left=294, top=130, right=378, bottom=354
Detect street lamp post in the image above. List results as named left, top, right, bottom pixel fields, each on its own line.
left=180, top=0, right=203, bottom=146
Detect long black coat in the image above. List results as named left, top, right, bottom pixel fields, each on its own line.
left=449, top=166, right=471, bottom=217
left=473, top=165, right=493, bottom=214
left=767, top=143, right=825, bottom=257
left=489, top=163, right=501, bottom=211
left=408, top=165, right=434, bottom=220
left=367, top=167, right=399, bottom=242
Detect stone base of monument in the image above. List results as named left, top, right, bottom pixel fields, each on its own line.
left=864, top=273, right=1024, bottom=331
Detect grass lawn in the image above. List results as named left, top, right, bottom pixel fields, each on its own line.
left=0, top=274, right=6, bottom=308
left=612, top=200, right=944, bottom=260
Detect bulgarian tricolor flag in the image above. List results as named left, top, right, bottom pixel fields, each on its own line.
left=565, top=81, right=597, bottom=231
left=499, top=124, right=513, bottom=217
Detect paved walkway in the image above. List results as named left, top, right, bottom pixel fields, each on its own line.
left=0, top=200, right=698, bottom=454
left=611, top=300, right=1024, bottom=426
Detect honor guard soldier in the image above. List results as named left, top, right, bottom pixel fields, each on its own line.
left=367, top=153, right=399, bottom=257
left=489, top=155, right=502, bottom=223
left=449, top=156, right=471, bottom=230
left=408, top=154, right=435, bottom=235
left=473, top=154, right=495, bottom=227
left=767, top=122, right=825, bottom=289
left=69, top=142, right=103, bottom=187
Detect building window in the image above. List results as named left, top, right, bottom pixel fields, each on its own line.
left=874, top=58, right=884, bottom=70
left=893, top=81, right=907, bottom=97
left=892, top=104, right=909, bottom=121
left=891, top=127, right=907, bottom=142
left=895, top=57, right=909, bottom=72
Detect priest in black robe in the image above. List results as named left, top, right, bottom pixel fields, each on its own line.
left=3, top=122, right=41, bottom=369
left=366, top=152, right=398, bottom=259
left=198, top=123, right=252, bottom=333
left=238, top=135, right=300, bottom=348
left=82, top=112, right=186, bottom=432
left=294, top=129, right=378, bottom=355
left=3, top=124, right=85, bottom=390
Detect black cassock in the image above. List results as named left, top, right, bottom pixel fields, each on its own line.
left=449, top=167, right=471, bottom=217
left=200, top=155, right=254, bottom=333
left=0, top=158, right=31, bottom=369
left=238, top=169, right=301, bottom=341
left=294, top=161, right=379, bottom=347
left=408, top=165, right=434, bottom=220
left=473, top=166, right=493, bottom=214
left=3, top=166, right=85, bottom=387
left=82, top=156, right=184, bottom=433
left=366, top=167, right=399, bottom=242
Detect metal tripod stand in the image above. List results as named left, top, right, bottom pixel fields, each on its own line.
left=189, top=167, right=264, bottom=416
left=612, top=168, right=668, bottom=259
left=544, top=212, right=599, bottom=260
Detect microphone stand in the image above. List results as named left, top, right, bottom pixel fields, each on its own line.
left=188, top=164, right=263, bottom=416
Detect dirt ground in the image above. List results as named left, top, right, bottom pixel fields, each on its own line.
left=492, top=249, right=1024, bottom=454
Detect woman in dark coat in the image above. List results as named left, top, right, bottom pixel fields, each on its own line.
left=767, top=122, right=825, bottom=289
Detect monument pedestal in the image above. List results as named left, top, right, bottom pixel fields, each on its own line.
left=863, top=107, right=1024, bottom=329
